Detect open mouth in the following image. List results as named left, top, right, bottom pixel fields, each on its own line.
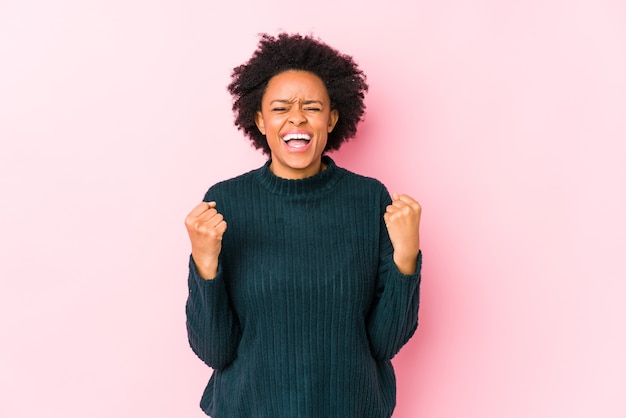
left=282, top=133, right=311, bottom=149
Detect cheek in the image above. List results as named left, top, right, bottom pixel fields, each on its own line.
left=267, top=116, right=286, bottom=131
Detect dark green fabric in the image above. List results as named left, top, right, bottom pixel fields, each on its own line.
left=186, top=156, right=422, bottom=418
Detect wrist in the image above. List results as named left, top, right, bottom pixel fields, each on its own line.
left=393, top=252, right=418, bottom=275
left=191, top=254, right=219, bottom=280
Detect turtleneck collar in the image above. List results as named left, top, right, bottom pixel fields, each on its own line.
left=254, top=155, right=344, bottom=196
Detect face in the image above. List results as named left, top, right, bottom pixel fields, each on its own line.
left=255, top=70, right=339, bottom=179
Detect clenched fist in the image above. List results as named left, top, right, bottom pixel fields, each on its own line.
left=184, top=201, right=227, bottom=280
left=384, top=192, right=422, bottom=275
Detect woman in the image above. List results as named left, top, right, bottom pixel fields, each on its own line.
left=184, top=32, right=422, bottom=417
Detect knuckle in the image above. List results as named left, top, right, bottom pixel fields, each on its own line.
left=196, top=223, right=210, bottom=234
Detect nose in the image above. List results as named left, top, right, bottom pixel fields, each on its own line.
left=288, top=106, right=306, bottom=125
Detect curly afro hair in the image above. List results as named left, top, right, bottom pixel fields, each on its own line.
left=227, top=32, right=369, bottom=155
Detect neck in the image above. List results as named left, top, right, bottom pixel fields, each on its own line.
left=269, top=160, right=327, bottom=180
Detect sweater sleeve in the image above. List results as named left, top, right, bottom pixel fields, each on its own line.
left=185, top=256, right=241, bottom=371
left=366, top=190, right=422, bottom=361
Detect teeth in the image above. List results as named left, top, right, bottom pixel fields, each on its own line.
left=282, top=133, right=311, bottom=142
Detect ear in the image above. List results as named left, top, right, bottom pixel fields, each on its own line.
left=327, top=109, right=339, bottom=133
left=255, top=111, right=266, bottom=135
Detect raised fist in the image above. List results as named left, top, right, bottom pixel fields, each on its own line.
left=184, top=201, right=227, bottom=280
left=384, top=192, right=422, bottom=275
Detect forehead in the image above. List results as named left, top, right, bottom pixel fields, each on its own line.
left=263, top=70, right=329, bottom=101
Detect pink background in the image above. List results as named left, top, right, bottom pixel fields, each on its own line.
left=1, top=0, right=625, bottom=417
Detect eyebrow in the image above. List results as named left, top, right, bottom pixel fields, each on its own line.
left=269, top=99, right=325, bottom=106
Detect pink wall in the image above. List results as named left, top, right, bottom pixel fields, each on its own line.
left=1, top=1, right=625, bottom=417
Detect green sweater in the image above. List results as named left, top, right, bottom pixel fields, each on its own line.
left=186, top=156, right=422, bottom=417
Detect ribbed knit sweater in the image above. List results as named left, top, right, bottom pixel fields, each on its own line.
left=186, top=156, right=422, bottom=418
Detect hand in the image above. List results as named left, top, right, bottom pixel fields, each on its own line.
left=184, top=201, right=227, bottom=280
left=384, top=192, right=422, bottom=275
